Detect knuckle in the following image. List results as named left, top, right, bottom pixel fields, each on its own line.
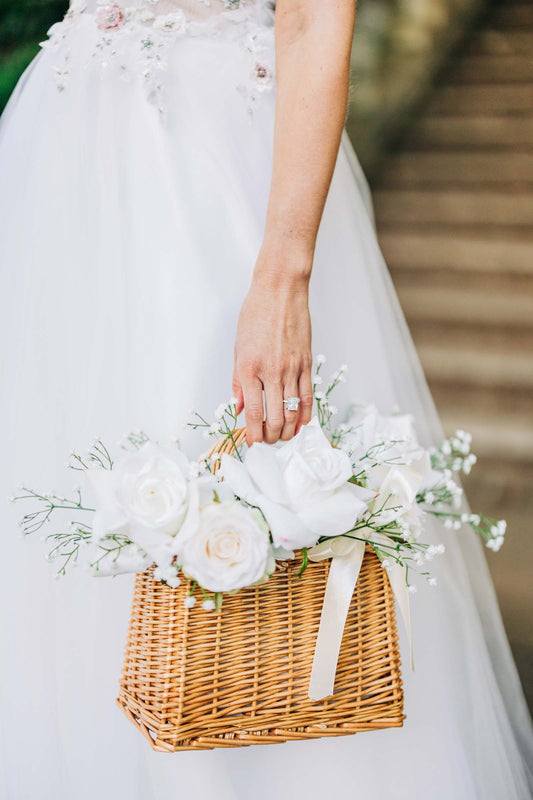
left=267, top=414, right=284, bottom=430
left=264, top=429, right=280, bottom=444
left=246, top=404, right=264, bottom=423
left=300, top=392, right=314, bottom=407
left=280, top=426, right=296, bottom=441
left=239, top=358, right=261, bottom=378
left=263, top=363, right=283, bottom=383
left=301, top=352, right=313, bottom=371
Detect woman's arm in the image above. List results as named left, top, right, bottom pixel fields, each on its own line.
left=233, top=0, right=357, bottom=444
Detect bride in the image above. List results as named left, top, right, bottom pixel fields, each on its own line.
left=0, top=0, right=532, bottom=797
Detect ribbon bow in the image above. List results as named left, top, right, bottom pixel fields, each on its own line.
left=307, top=526, right=413, bottom=701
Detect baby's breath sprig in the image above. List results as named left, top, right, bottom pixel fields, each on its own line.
left=187, top=398, right=243, bottom=461
left=417, top=470, right=463, bottom=509
left=313, top=355, right=346, bottom=436
left=11, top=486, right=94, bottom=536
left=69, top=438, right=114, bottom=471
left=427, top=509, right=507, bottom=551
left=430, top=429, right=477, bottom=475
left=11, top=485, right=96, bottom=575
left=46, top=523, right=93, bottom=576
left=120, top=430, right=150, bottom=452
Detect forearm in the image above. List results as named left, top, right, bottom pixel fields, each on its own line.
left=256, top=0, right=356, bottom=285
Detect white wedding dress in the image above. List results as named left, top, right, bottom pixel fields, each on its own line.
left=1, top=1, right=532, bottom=798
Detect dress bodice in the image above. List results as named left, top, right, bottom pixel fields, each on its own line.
left=82, top=0, right=258, bottom=23
left=42, top=0, right=275, bottom=114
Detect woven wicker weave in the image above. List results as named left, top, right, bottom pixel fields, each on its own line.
left=117, top=429, right=404, bottom=751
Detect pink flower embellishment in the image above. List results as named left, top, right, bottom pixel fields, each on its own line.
left=96, top=4, right=126, bottom=31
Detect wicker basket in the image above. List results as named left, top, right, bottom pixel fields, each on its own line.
left=116, top=429, right=404, bottom=751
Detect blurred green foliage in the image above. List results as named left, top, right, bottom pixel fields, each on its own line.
left=0, top=0, right=68, bottom=109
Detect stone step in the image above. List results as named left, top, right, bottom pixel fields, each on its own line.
left=392, top=266, right=533, bottom=298
left=447, top=54, right=533, bottom=84
left=427, top=84, right=533, bottom=114
left=374, top=189, right=533, bottom=226
left=381, top=152, right=533, bottom=186
left=439, top=409, right=533, bottom=463
left=417, top=341, right=533, bottom=391
left=378, top=231, right=533, bottom=275
left=491, top=4, right=533, bottom=29
left=468, top=30, right=533, bottom=57
left=396, top=285, right=533, bottom=328
left=429, top=379, right=533, bottom=419
left=404, top=116, right=533, bottom=150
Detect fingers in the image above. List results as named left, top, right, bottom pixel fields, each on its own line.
left=280, top=375, right=300, bottom=441
left=232, top=366, right=244, bottom=416
left=295, top=367, right=314, bottom=435
left=242, top=377, right=264, bottom=446
left=264, top=382, right=284, bottom=444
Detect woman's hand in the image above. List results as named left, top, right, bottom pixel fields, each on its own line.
left=231, top=0, right=356, bottom=445
left=233, top=254, right=313, bottom=446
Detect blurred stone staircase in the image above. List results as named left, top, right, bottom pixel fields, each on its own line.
left=374, top=0, right=533, bottom=499
left=372, top=1, right=533, bottom=706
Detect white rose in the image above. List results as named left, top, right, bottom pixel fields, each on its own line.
left=220, top=418, right=371, bottom=552
left=180, top=501, right=275, bottom=592
left=86, top=441, right=208, bottom=569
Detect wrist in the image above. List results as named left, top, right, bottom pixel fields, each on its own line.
left=252, top=243, right=314, bottom=291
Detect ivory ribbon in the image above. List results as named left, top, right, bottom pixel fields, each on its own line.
left=307, top=529, right=413, bottom=701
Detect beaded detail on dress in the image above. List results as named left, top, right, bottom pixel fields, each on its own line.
left=40, top=0, right=275, bottom=116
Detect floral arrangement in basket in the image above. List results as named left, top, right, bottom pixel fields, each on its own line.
left=12, top=356, right=506, bottom=697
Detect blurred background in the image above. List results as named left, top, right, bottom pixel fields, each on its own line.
left=1, top=0, right=531, bottom=707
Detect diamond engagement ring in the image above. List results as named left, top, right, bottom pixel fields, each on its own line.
left=283, top=397, right=301, bottom=412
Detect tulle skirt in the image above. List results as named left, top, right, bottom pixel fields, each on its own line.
left=0, top=15, right=532, bottom=800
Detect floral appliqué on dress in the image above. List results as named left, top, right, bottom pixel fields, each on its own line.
left=41, top=0, right=275, bottom=118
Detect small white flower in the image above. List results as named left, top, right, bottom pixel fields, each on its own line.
left=428, top=577, right=438, bottom=587
left=188, top=462, right=202, bottom=479
left=408, top=585, right=418, bottom=594
left=470, top=514, right=481, bottom=526
left=214, top=404, right=226, bottom=420
left=316, top=354, right=326, bottom=365
left=314, top=391, right=324, bottom=400
left=436, top=544, right=445, bottom=554
left=496, top=520, right=507, bottom=536
left=312, top=374, right=323, bottom=385
left=202, top=599, right=216, bottom=611
left=452, top=520, right=461, bottom=531
left=183, top=596, right=196, bottom=609
left=424, top=491, right=435, bottom=504
left=461, top=513, right=470, bottom=523
left=442, top=441, right=452, bottom=456
left=328, top=405, right=338, bottom=416
left=154, top=565, right=181, bottom=588
left=443, top=518, right=454, bottom=529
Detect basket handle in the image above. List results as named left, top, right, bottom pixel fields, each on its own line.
left=206, top=428, right=247, bottom=474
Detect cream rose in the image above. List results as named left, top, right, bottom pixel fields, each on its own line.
left=220, top=418, right=371, bottom=553
left=179, top=501, right=274, bottom=593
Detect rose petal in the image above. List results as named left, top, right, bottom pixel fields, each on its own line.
left=297, top=484, right=368, bottom=537
left=244, top=443, right=290, bottom=505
